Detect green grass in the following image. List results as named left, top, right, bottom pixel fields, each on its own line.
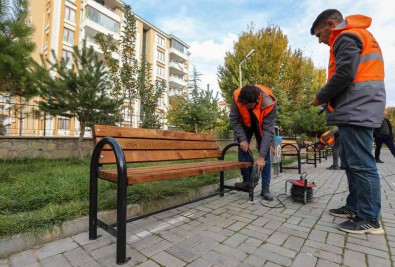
left=0, top=152, right=297, bottom=238
left=0, top=152, right=243, bottom=238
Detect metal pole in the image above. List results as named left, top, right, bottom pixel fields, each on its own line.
left=239, top=60, right=243, bottom=88
left=238, top=49, right=256, bottom=88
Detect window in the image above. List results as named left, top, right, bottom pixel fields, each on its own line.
left=171, top=39, right=186, bottom=54
left=156, top=34, right=165, bottom=46
left=64, top=6, right=76, bottom=23
left=63, top=27, right=74, bottom=44
left=86, top=6, right=120, bottom=33
left=58, top=117, right=70, bottom=130
left=157, top=50, right=165, bottom=61
left=62, top=49, right=73, bottom=67
left=156, top=65, right=165, bottom=77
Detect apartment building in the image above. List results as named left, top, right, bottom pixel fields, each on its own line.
left=1, top=0, right=189, bottom=136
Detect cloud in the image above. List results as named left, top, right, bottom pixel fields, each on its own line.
left=187, top=34, right=238, bottom=98
left=129, top=0, right=395, bottom=105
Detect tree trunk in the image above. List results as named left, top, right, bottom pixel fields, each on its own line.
left=78, top=120, right=86, bottom=160
left=18, top=107, right=23, bottom=136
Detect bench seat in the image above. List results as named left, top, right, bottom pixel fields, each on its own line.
left=98, top=161, right=250, bottom=184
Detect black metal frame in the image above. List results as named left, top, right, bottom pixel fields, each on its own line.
left=89, top=139, right=254, bottom=265
left=279, top=143, right=301, bottom=174
left=220, top=143, right=255, bottom=202
left=305, top=144, right=318, bottom=167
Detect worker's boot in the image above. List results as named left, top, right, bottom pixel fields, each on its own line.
left=261, top=187, right=273, bottom=201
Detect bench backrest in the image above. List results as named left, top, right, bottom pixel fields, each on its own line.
left=93, top=125, right=222, bottom=164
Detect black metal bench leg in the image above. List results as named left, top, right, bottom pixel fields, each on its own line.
left=117, top=177, right=130, bottom=264
left=220, top=171, right=224, bottom=197
left=89, top=170, right=98, bottom=240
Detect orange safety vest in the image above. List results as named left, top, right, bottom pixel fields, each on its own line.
left=319, top=130, right=335, bottom=145
left=233, top=84, right=276, bottom=136
left=326, top=15, right=384, bottom=112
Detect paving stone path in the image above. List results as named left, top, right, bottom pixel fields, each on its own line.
left=1, top=150, right=395, bottom=267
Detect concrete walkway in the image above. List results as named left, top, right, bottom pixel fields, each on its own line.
left=1, top=150, right=395, bottom=267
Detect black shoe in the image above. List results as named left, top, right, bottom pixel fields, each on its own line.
left=376, top=159, right=384, bottom=163
left=338, top=217, right=384, bottom=234
left=327, top=165, right=340, bottom=170
left=329, top=206, right=356, bottom=218
left=235, top=181, right=250, bottom=190
left=260, top=187, right=274, bottom=201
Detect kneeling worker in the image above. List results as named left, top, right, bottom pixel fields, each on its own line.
left=229, top=84, right=277, bottom=200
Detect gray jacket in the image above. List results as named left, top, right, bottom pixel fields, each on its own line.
left=316, top=32, right=385, bottom=128
left=229, top=94, right=277, bottom=157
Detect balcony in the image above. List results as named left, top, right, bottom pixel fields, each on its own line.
left=169, top=75, right=187, bottom=88
left=169, top=61, right=187, bottom=76
left=169, top=47, right=188, bottom=62
left=168, top=88, right=185, bottom=97
left=80, top=37, right=119, bottom=60
left=83, top=0, right=121, bottom=38
left=93, top=0, right=123, bottom=11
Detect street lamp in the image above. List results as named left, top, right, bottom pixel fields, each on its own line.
left=239, top=49, right=256, bottom=88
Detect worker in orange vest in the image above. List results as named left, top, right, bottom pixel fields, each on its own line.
left=310, top=9, right=385, bottom=234
left=229, top=84, right=277, bottom=200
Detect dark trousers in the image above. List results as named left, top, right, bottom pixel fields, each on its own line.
left=374, top=133, right=395, bottom=159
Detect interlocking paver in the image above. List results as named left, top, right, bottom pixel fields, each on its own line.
left=151, top=251, right=186, bottom=267
left=343, top=249, right=366, bottom=267
left=3, top=150, right=395, bottom=266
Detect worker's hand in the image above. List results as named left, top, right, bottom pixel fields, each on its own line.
left=255, top=156, right=266, bottom=172
left=239, top=141, right=249, bottom=152
left=310, top=96, right=321, bottom=106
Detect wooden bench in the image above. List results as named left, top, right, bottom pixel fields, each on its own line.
left=280, top=139, right=320, bottom=174
left=280, top=139, right=302, bottom=173
left=307, top=140, right=329, bottom=162
left=89, top=125, right=253, bottom=264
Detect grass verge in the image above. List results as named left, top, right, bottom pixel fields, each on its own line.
left=0, top=152, right=296, bottom=238
left=0, top=152, right=242, bottom=238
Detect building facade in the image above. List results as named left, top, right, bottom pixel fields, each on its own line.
left=0, top=0, right=189, bottom=136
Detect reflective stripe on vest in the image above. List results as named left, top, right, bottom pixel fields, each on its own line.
left=233, top=84, right=276, bottom=136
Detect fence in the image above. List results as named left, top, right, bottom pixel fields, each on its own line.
left=0, top=100, right=142, bottom=137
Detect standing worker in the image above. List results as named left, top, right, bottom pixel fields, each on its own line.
left=230, top=84, right=277, bottom=201
left=310, top=9, right=385, bottom=234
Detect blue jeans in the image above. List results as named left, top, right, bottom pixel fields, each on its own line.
left=339, top=125, right=381, bottom=221
left=237, top=131, right=271, bottom=189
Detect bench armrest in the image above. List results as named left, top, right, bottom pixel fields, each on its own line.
left=90, top=137, right=127, bottom=183
left=220, top=143, right=254, bottom=164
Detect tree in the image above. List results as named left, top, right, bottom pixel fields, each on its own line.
left=217, top=24, right=326, bottom=137
left=33, top=41, right=117, bottom=159
left=167, top=66, right=221, bottom=133
left=137, top=56, right=166, bottom=129
left=0, top=0, right=37, bottom=135
left=95, top=5, right=138, bottom=126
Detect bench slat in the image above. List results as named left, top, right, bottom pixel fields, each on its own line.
left=96, top=137, right=219, bottom=151
left=93, top=125, right=216, bottom=141
left=98, top=161, right=252, bottom=184
left=99, top=150, right=223, bottom=164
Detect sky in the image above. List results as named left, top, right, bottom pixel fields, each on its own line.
left=126, top=0, right=395, bottom=106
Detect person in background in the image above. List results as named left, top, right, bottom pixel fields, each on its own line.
left=310, top=9, right=385, bottom=234
left=374, top=111, right=395, bottom=163
left=315, top=128, right=340, bottom=170
left=229, top=84, right=277, bottom=201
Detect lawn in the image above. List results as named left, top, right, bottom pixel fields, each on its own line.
left=0, top=152, right=243, bottom=238
left=0, top=152, right=296, bottom=238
